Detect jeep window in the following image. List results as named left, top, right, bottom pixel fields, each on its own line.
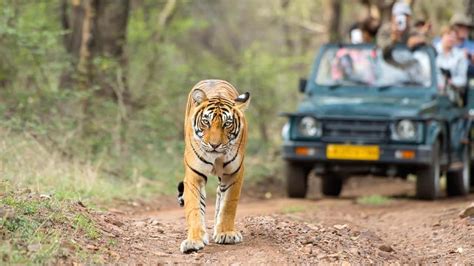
left=315, top=46, right=432, bottom=88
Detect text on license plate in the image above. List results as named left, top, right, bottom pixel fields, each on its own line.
left=326, top=144, right=380, bottom=160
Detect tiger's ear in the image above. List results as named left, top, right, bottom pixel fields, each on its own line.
left=191, top=88, right=207, bottom=106
left=234, top=92, right=250, bottom=111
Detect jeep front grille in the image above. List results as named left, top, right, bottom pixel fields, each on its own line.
left=322, top=119, right=389, bottom=143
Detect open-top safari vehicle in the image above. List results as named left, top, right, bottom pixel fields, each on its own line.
left=282, top=43, right=474, bottom=200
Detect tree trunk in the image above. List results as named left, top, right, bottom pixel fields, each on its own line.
left=258, top=121, right=269, bottom=144
left=375, top=0, right=395, bottom=22
left=142, top=0, right=177, bottom=93
left=60, top=0, right=130, bottom=158
left=77, top=0, right=94, bottom=90
left=466, top=0, right=474, bottom=23
left=325, top=0, right=342, bottom=42
left=280, top=0, right=294, bottom=55
left=60, top=0, right=130, bottom=100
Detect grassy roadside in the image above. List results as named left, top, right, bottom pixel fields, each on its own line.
left=0, top=127, right=284, bottom=204
left=0, top=127, right=172, bottom=205
left=0, top=127, right=166, bottom=263
left=0, top=182, right=116, bottom=264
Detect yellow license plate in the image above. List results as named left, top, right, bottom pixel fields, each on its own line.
left=326, top=144, right=380, bottom=160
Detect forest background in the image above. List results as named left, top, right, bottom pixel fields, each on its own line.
left=0, top=0, right=468, bottom=203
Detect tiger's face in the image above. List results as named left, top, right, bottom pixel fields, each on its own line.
left=191, top=89, right=250, bottom=153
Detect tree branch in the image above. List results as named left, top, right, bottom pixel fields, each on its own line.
left=286, top=17, right=326, bottom=33
left=159, top=0, right=177, bottom=28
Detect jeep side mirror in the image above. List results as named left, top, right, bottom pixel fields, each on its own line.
left=299, top=78, right=307, bottom=93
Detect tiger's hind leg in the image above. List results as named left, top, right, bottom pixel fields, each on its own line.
left=180, top=167, right=209, bottom=253
left=213, top=167, right=244, bottom=244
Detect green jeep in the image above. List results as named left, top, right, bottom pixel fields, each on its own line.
left=282, top=44, right=474, bottom=200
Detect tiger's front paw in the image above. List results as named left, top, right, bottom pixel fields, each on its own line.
left=214, top=231, right=243, bottom=244
left=180, top=239, right=205, bottom=253
left=202, top=231, right=209, bottom=245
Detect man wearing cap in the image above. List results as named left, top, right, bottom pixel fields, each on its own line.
left=450, top=13, right=474, bottom=54
left=377, top=1, right=428, bottom=69
left=377, top=1, right=429, bottom=51
left=435, top=25, right=468, bottom=106
left=376, top=1, right=413, bottom=48
left=450, top=13, right=474, bottom=77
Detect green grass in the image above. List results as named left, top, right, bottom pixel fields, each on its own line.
left=0, top=191, right=62, bottom=263
left=73, top=214, right=101, bottom=240
left=0, top=185, right=110, bottom=264
left=107, top=239, right=118, bottom=247
left=0, top=124, right=284, bottom=206
left=356, top=195, right=392, bottom=206
left=0, top=128, right=172, bottom=204
left=281, top=205, right=306, bottom=214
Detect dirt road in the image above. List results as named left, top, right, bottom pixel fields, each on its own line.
left=96, top=178, right=474, bottom=264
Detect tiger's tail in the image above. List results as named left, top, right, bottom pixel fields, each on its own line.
left=177, top=181, right=184, bottom=207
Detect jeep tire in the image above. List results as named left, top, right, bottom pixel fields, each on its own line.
left=447, top=144, right=470, bottom=196
left=471, top=143, right=474, bottom=192
left=416, top=141, right=441, bottom=200
left=285, top=162, right=310, bottom=198
left=321, top=174, right=343, bottom=196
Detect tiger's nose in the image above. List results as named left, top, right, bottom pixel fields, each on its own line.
left=210, top=143, right=220, bottom=149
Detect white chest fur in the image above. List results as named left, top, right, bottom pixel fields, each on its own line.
left=190, top=144, right=241, bottom=178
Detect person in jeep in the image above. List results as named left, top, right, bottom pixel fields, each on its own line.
left=377, top=1, right=428, bottom=53
left=323, top=46, right=429, bottom=89
left=348, top=17, right=380, bottom=45
left=435, top=26, right=469, bottom=88
left=435, top=25, right=469, bottom=106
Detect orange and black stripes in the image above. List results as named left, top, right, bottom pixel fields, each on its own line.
left=185, top=160, right=208, bottom=183
left=179, top=80, right=250, bottom=253
left=192, top=103, right=241, bottom=140
left=190, top=142, right=213, bottom=166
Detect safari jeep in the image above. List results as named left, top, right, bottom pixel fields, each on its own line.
left=282, top=43, right=474, bottom=200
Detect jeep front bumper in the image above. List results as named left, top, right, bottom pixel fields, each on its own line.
left=282, top=141, right=433, bottom=165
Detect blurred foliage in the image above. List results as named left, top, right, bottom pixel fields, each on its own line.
left=0, top=0, right=464, bottom=200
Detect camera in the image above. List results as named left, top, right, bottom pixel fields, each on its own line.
left=395, top=15, right=407, bottom=31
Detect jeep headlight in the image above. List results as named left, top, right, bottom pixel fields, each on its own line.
left=392, top=119, right=420, bottom=141
left=298, top=116, right=322, bottom=137
left=281, top=122, right=290, bottom=140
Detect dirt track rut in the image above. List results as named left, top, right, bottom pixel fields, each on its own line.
left=96, top=178, right=474, bottom=264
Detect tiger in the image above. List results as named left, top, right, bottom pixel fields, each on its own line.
left=178, top=79, right=250, bottom=253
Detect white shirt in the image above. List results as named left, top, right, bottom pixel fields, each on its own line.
left=435, top=43, right=468, bottom=88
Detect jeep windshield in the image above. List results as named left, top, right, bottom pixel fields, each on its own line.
left=314, top=45, right=433, bottom=89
